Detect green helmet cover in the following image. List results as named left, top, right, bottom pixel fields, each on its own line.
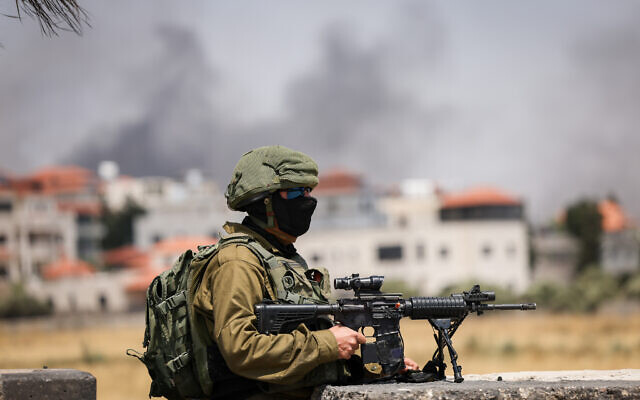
left=225, top=145, right=319, bottom=210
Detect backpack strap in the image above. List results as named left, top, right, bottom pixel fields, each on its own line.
left=213, top=233, right=280, bottom=301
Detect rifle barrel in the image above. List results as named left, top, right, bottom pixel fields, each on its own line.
left=480, top=303, right=537, bottom=311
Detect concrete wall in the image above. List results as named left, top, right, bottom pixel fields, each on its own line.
left=313, top=370, right=640, bottom=400
left=0, top=369, right=96, bottom=400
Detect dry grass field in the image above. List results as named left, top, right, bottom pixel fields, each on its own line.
left=1, top=313, right=640, bottom=400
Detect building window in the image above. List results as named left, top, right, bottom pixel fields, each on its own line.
left=416, top=243, right=426, bottom=261
left=359, top=199, right=372, bottom=213
left=33, top=262, right=46, bottom=277
left=78, top=237, right=95, bottom=257
left=0, top=235, right=6, bottom=245
left=397, top=215, right=408, bottom=228
left=0, top=201, right=12, bottom=212
left=377, top=245, right=403, bottom=261
left=440, top=204, right=523, bottom=221
left=99, top=294, right=108, bottom=312
left=29, top=232, right=54, bottom=245
left=311, top=254, right=322, bottom=263
left=439, top=246, right=449, bottom=260
left=76, top=214, right=93, bottom=225
left=482, top=244, right=493, bottom=258
left=153, top=234, right=163, bottom=243
left=0, top=264, right=8, bottom=279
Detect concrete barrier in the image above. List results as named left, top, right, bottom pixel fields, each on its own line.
left=0, top=369, right=95, bottom=400
left=1, top=368, right=638, bottom=399
left=313, top=370, right=640, bottom=400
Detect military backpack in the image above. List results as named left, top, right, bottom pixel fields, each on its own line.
left=128, top=232, right=334, bottom=399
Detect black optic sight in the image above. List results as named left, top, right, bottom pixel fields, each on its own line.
left=334, top=274, right=384, bottom=292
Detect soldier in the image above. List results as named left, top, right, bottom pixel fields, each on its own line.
left=192, top=145, right=418, bottom=399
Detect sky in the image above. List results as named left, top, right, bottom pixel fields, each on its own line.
left=1, top=0, right=640, bottom=222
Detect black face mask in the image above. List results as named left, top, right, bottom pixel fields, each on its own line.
left=272, top=194, right=317, bottom=237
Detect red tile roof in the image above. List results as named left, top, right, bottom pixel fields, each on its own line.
left=598, top=200, right=629, bottom=233
left=153, top=236, right=217, bottom=255
left=441, top=186, right=521, bottom=208
left=103, top=246, right=150, bottom=270
left=10, top=166, right=95, bottom=196
left=57, top=201, right=102, bottom=216
left=42, top=257, right=95, bottom=280
left=314, top=168, right=362, bottom=195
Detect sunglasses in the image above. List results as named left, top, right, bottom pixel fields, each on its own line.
left=282, top=187, right=312, bottom=199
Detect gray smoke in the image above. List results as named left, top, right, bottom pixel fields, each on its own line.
left=528, top=12, right=640, bottom=219
left=70, top=25, right=226, bottom=177
left=239, top=19, right=448, bottom=179
left=68, top=3, right=449, bottom=183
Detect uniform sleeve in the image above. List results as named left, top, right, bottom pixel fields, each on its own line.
left=210, top=245, right=339, bottom=385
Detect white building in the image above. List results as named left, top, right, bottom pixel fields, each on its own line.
left=99, top=164, right=233, bottom=249
left=297, top=179, right=530, bottom=295
left=0, top=193, right=77, bottom=285
left=132, top=174, right=234, bottom=249
left=33, top=265, right=130, bottom=313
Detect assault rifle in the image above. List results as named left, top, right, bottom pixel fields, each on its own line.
left=254, top=274, right=536, bottom=383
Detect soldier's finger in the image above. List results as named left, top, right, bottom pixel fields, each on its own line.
left=355, top=332, right=366, bottom=344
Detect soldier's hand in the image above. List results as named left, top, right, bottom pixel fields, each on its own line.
left=402, top=357, right=420, bottom=371
left=329, top=325, right=366, bottom=360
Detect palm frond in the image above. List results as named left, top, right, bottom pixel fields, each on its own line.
left=16, top=0, right=90, bottom=36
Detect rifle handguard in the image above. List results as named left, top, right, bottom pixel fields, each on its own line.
left=406, top=297, right=468, bottom=319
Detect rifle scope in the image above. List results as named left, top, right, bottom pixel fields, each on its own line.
left=334, top=274, right=384, bottom=291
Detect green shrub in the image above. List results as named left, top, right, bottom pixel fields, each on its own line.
left=0, top=284, right=53, bottom=318
left=572, top=266, right=619, bottom=312
left=522, top=281, right=570, bottom=312
left=623, top=273, right=640, bottom=299
left=524, top=267, right=621, bottom=313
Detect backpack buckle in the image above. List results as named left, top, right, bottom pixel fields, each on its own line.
left=167, top=352, right=191, bottom=373
left=155, top=291, right=187, bottom=315
left=166, top=291, right=187, bottom=310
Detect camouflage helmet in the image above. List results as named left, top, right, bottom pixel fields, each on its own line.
left=225, top=145, right=319, bottom=210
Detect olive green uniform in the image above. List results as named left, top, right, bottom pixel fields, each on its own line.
left=192, top=222, right=340, bottom=386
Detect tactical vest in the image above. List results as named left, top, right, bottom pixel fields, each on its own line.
left=196, top=232, right=332, bottom=306
left=132, top=231, right=337, bottom=400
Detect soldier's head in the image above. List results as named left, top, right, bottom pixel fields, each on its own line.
left=225, top=145, right=319, bottom=243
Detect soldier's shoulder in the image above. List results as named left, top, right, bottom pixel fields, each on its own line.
left=216, top=241, right=263, bottom=266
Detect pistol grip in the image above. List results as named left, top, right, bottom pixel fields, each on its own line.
left=361, top=342, right=378, bottom=364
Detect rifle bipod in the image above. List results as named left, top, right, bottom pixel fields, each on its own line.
left=427, top=318, right=465, bottom=383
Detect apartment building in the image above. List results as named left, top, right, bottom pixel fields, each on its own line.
left=297, top=176, right=530, bottom=295
left=0, top=192, right=76, bottom=285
